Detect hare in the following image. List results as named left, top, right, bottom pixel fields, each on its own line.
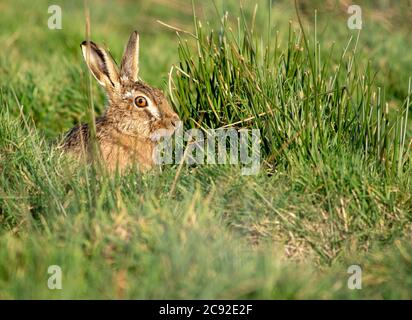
left=62, top=31, right=180, bottom=172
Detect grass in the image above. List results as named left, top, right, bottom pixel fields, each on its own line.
left=0, top=0, right=411, bottom=299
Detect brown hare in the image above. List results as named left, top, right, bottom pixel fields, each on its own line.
left=62, top=31, right=180, bottom=172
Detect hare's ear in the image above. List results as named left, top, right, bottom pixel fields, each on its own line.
left=81, top=40, right=120, bottom=89
left=120, top=31, right=139, bottom=81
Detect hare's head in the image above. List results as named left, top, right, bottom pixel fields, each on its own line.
left=80, top=31, right=180, bottom=141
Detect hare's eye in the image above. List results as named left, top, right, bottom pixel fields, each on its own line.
left=134, top=96, right=148, bottom=108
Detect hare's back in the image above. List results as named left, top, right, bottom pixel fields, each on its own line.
left=62, top=122, right=91, bottom=153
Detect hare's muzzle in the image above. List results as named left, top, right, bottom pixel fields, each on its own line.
left=150, top=115, right=181, bottom=142
left=169, top=116, right=181, bottom=130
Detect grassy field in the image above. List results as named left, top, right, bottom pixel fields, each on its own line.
left=0, top=0, right=411, bottom=299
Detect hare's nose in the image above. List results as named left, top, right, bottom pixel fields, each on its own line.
left=170, top=116, right=180, bottom=128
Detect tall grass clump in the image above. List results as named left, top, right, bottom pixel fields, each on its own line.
left=170, top=4, right=411, bottom=176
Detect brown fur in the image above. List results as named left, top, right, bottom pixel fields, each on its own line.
left=61, top=31, right=179, bottom=173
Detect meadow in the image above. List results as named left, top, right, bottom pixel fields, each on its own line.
left=0, top=0, right=411, bottom=299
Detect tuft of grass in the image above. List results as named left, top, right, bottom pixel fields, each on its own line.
left=171, top=4, right=411, bottom=177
